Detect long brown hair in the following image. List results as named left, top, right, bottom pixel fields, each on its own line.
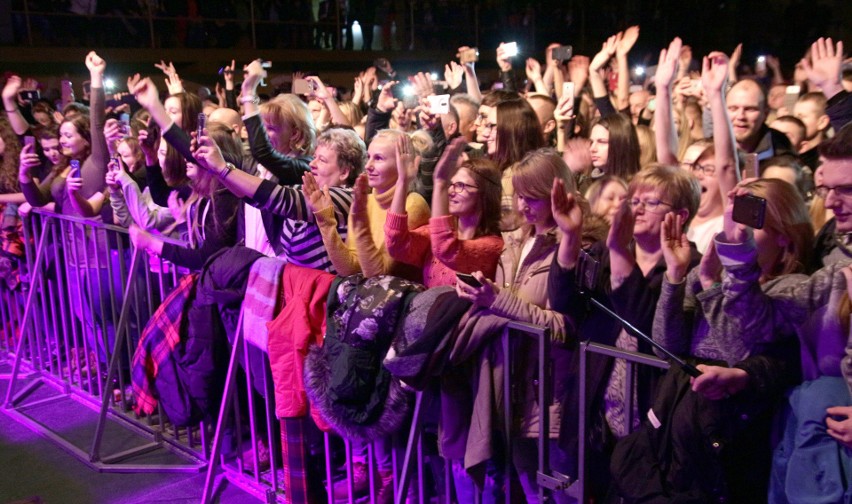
left=163, top=92, right=202, bottom=187
left=61, top=114, right=92, bottom=162
left=0, top=114, right=21, bottom=193
left=492, top=99, right=545, bottom=172
left=460, top=158, right=502, bottom=237
left=592, top=113, right=640, bottom=180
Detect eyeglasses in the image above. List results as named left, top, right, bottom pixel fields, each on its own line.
left=448, top=181, right=479, bottom=194
left=691, top=163, right=716, bottom=176
left=815, top=184, right=852, bottom=199
left=629, top=198, right=673, bottom=213
left=481, top=122, right=497, bottom=133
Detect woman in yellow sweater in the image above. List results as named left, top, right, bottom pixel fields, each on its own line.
left=304, top=128, right=431, bottom=281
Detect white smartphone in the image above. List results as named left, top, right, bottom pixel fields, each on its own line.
left=427, top=94, right=450, bottom=115
left=562, top=82, right=575, bottom=98
left=503, top=42, right=519, bottom=58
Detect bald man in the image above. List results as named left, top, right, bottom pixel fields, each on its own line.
left=726, top=79, right=792, bottom=161
left=208, top=106, right=245, bottom=140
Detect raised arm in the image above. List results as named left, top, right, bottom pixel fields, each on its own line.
left=384, top=135, right=429, bottom=268
left=614, top=26, right=640, bottom=112
left=652, top=212, right=695, bottom=357
left=525, top=58, right=549, bottom=95
left=307, top=76, right=348, bottom=126
left=303, top=172, right=362, bottom=276
left=702, top=51, right=739, bottom=203
left=457, top=46, right=483, bottom=102
left=589, top=33, right=620, bottom=116
left=654, top=37, right=683, bottom=166
left=2, top=76, right=32, bottom=135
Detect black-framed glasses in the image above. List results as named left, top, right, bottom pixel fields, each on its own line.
left=448, top=181, right=479, bottom=194
left=481, top=122, right=497, bottom=133
left=815, top=184, right=852, bottom=199
left=691, top=163, right=716, bottom=176
left=629, top=198, right=673, bottom=212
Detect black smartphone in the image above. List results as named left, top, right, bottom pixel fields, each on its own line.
left=142, top=120, right=160, bottom=149
left=456, top=272, right=483, bottom=288
left=18, top=90, right=39, bottom=102
left=551, top=45, right=573, bottom=62
left=576, top=249, right=601, bottom=292
left=732, top=194, right=767, bottom=230
left=69, top=159, right=81, bottom=178
left=23, top=136, right=35, bottom=150
left=196, top=112, right=206, bottom=142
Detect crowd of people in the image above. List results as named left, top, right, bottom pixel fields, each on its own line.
left=1, top=26, right=852, bottom=503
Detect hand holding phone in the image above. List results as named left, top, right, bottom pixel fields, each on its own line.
left=427, top=94, right=450, bottom=115
left=502, top=42, right=519, bottom=58
left=551, top=45, right=573, bottom=63
left=196, top=112, right=206, bottom=144
left=69, top=160, right=81, bottom=179
left=732, top=193, right=767, bottom=230
left=456, top=272, right=483, bottom=288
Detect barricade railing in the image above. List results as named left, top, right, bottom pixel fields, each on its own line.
left=2, top=208, right=209, bottom=472
left=576, top=341, right=671, bottom=502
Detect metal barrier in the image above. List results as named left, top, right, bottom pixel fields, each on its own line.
left=575, top=341, right=670, bottom=502
left=2, top=208, right=209, bottom=472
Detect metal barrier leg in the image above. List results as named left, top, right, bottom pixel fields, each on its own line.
left=3, top=219, right=51, bottom=408
left=90, top=249, right=140, bottom=462
left=502, top=329, right=512, bottom=504
left=396, top=389, right=432, bottom=503
left=201, top=311, right=246, bottom=504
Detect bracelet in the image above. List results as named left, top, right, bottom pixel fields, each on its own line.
left=218, top=162, right=236, bottom=179
left=5, top=108, right=18, bottom=114
left=239, top=95, right=259, bottom=105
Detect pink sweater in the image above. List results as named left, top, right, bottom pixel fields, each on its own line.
left=385, top=212, right=504, bottom=288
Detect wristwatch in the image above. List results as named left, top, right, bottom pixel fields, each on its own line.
left=219, top=162, right=236, bottom=179
left=239, top=95, right=260, bottom=105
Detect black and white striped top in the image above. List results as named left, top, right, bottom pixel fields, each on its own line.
left=250, top=180, right=352, bottom=273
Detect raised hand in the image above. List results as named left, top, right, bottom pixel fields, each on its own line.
left=457, top=46, right=477, bottom=69
left=18, top=143, right=41, bottom=181
left=567, top=55, right=590, bottom=92
left=551, top=178, right=583, bottom=237
left=562, top=138, right=592, bottom=175
left=525, top=58, right=543, bottom=85
left=801, top=37, right=844, bottom=98
left=222, top=59, right=236, bottom=89
left=702, top=51, right=730, bottom=99
left=215, top=82, right=226, bottom=107
left=154, top=60, right=177, bottom=78
left=2, top=75, right=22, bottom=105
left=306, top=76, right=332, bottom=102
left=728, top=43, right=743, bottom=82
left=411, top=72, right=434, bottom=99
left=128, top=76, right=160, bottom=111
left=722, top=186, right=751, bottom=244
left=656, top=37, right=683, bottom=91
left=444, top=61, right=464, bottom=90
left=395, top=133, right=417, bottom=183
left=167, top=190, right=187, bottom=223
left=590, top=33, right=621, bottom=73
left=193, top=132, right=227, bottom=174
left=242, top=59, right=267, bottom=94
left=660, top=212, right=691, bottom=283
left=65, top=171, right=83, bottom=195
left=301, top=172, right=334, bottom=214
left=554, top=91, right=575, bottom=123
left=85, top=51, right=106, bottom=75
left=433, top=137, right=466, bottom=183
left=616, top=25, right=640, bottom=58
left=496, top=42, right=514, bottom=72
left=350, top=173, right=370, bottom=215
left=606, top=200, right=634, bottom=254
left=376, top=81, right=398, bottom=113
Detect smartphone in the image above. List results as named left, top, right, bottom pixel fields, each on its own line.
left=742, top=153, right=759, bottom=179
left=551, top=45, right=573, bottom=63
left=732, top=194, right=767, bottom=229
left=119, top=112, right=130, bottom=135
left=18, top=90, right=39, bottom=102
left=293, top=78, right=314, bottom=95
left=456, top=272, right=482, bottom=288
left=61, top=80, right=74, bottom=106
left=459, top=47, right=479, bottom=64
left=69, top=160, right=81, bottom=178
left=142, top=121, right=160, bottom=149
left=111, top=154, right=122, bottom=171
left=427, top=94, right=450, bottom=115
left=562, top=82, right=575, bottom=99
left=23, top=136, right=35, bottom=150
left=502, top=42, right=519, bottom=58
left=756, top=56, right=767, bottom=73
left=783, top=85, right=801, bottom=113
left=391, top=82, right=413, bottom=101
left=196, top=112, right=206, bottom=142
left=576, top=250, right=601, bottom=292
left=260, top=60, right=272, bottom=69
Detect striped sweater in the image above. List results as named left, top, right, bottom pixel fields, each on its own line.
left=249, top=179, right=352, bottom=273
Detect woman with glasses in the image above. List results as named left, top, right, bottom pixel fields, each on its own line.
left=385, top=137, right=503, bottom=288
left=547, top=163, right=701, bottom=501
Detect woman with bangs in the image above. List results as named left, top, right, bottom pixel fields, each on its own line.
left=18, top=125, right=66, bottom=214
left=128, top=121, right=241, bottom=270
left=547, top=164, right=701, bottom=501
left=385, top=137, right=504, bottom=287
left=455, top=148, right=589, bottom=503
left=480, top=98, right=545, bottom=231
left=587, top=113, right=641, bottom=184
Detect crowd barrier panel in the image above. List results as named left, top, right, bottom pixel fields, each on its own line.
left=2, top=209, right=209, bottom=472
left=575, top=341, right=671, bottom=502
